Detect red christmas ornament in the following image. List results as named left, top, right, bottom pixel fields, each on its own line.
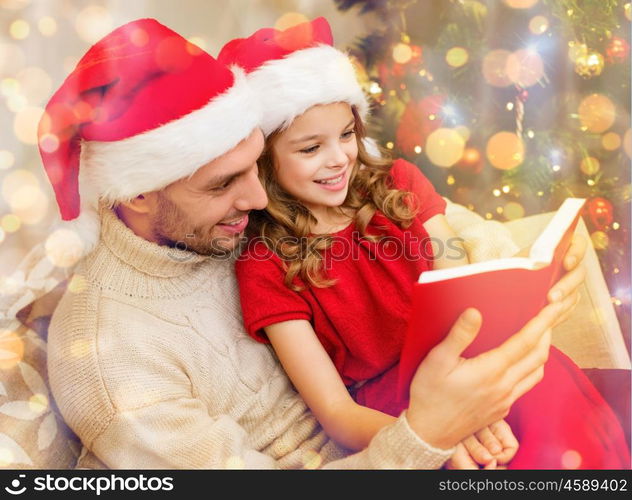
left=584, top=197, right=614, bottom=230
left=396, top=94, right=446, bottom=155
left=606, top=37, right=630, bottom=64
left=455, top=147, right=484, bottom=174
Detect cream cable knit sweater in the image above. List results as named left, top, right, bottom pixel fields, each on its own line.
left=47, top=206, right=463, bottom=469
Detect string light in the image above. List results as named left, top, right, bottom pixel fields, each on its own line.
left=9, top=20, right=30, bottom=40
left=38, top=17, right=57, bottom=36
left=1, top=215, right=21, bottom=233
left=0, top=151, right=15, bottom=170
left=369, top=82, right=382, bottom=94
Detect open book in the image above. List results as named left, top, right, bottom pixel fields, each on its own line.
left=397, top=198, right=586, bottom=398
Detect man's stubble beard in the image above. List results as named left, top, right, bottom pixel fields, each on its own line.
left=153, top=191, right=239, bottom=256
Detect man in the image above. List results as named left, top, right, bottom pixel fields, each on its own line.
left=43, top=19, right=584, bottom=469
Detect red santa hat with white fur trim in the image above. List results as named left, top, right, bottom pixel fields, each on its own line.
left=38, top=18, right=261, bottom=256
left=218, top=17, right=369, bottom=137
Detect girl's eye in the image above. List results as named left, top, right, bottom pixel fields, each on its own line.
left=341, top=130, right=355, bottom=140
left=299, top=145, right=319, bottom=154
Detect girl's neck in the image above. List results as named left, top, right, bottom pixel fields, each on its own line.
left=308, top=205, right=356, bottom=234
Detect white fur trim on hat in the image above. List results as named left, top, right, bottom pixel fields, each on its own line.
left=80, top=67, right=262, bottom=205
left=247, top=45, right=370, bottom=137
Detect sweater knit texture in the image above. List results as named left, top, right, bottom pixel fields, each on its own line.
left=47, top=205, right=457, bottom=469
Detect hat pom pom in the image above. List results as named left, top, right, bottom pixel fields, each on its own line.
left=45, top=206, right=101, bottom=269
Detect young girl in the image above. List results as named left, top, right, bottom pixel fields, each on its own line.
left=221, top=18, right=630, bottom=469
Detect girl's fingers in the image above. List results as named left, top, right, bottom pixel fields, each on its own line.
left=474, top=426, right=503, bottom=455
left=489, top=420, right=519, bottom=463
left=463, top=434, right=494, bottom=465
left=489, top=420, right=519, bottom=450
left=446, top=443, right=479, bottom=470
left=483, top=458, right=498, bottom=469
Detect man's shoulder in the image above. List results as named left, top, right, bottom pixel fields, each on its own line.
left=47, top=282, right=197, bottom=448
left=50, top=277, right=186, bottom=335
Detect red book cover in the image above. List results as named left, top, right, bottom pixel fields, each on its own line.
left=397, top=198, right=586, bottom=399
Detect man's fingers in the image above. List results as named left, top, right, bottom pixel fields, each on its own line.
left=509, top=364, right=546, bottom=403
left=548, top=264, right=586, bottom=304
left=563, top=234, right=587, bottom=271
left=491, top=302, right=559, bottom=367
left=550, top=291, right=581, bottom=328
left=426, top=308, right=482, bottom=372
left=503, top=327, right=551, bottom=390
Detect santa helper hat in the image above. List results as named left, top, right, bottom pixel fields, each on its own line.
left=218, top=17, right=369, bottom=138
left=38, top=18, right=261, bottom=256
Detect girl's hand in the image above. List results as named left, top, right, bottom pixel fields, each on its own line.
left=446, top=419, right=518, bottom=469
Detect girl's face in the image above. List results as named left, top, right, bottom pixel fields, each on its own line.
left=271, top=102, right=358, bottom=217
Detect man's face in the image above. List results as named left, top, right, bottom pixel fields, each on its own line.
left=150, top=129, right=267, bottom=255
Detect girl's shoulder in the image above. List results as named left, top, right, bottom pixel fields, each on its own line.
left=388, top=158, right=435, bottom=194
left=389, top=158, right=424, bottom=187
left=235, top=238, right=285, bottom=274
left=388, top=157, right=447, bottom=221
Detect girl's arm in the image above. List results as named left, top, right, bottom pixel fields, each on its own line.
left=423, top=213, right=469, bottom=269
left=264, top=319, right=396, bottom=451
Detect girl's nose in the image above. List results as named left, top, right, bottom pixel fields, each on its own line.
left=326, top=144, right=348, bottom=168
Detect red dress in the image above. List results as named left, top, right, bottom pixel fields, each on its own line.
left=236, top=158, right=630, bottom=469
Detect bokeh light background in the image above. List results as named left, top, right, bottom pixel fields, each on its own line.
left=0, top=0, right=630, bottom=344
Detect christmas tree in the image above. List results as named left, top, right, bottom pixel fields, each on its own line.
left=335, top=0, right=631, bottom=347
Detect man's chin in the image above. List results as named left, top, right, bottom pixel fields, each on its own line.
left=188, top=234, right=244, bottom=257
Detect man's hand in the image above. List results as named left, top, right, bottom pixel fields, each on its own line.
left=546, top=234, right=587, bottom=327
left=405, top=304, right=557, bottom=450
left=404, top=232, right=587, bottom=452
left=447, top=420, right=519, bottom=469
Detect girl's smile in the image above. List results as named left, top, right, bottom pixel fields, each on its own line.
left=313, top=169, right=349, bottom=191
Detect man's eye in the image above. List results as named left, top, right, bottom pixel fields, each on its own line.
left=300, top=145, right=319, bottom=154
left=210, top=180, right=231, bottom=192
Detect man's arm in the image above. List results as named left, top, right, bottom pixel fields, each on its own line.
left=87, top=381, right=453, bottom=469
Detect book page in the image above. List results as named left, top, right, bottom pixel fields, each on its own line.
left=529, top=198, right=586, bottom=263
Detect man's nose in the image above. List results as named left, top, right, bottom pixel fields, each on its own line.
left=234, top=165, right=268, bottom=211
